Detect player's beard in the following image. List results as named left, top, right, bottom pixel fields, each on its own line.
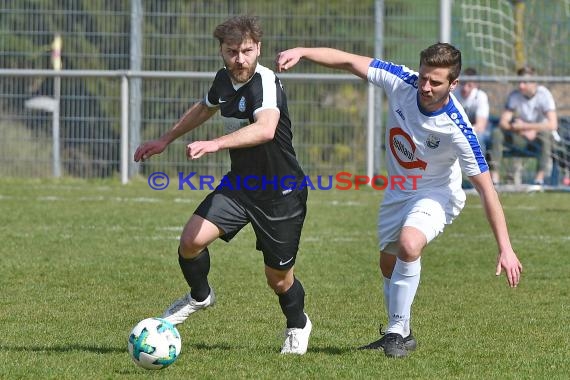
left=226, top=61, right=257, bottom=84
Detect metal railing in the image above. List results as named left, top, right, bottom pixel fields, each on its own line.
left=0, top=69, right=368, bottom=184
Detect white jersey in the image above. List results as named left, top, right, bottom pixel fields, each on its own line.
left=367, top=59, right=488, bottom=203
left=505, top=85, right=556, bottom=122
left=453, top=87, right=489, bottom=124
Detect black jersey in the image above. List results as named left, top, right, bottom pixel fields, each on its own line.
left=205, top=63, right=305, bottom=200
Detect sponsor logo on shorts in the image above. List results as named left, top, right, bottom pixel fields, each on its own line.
left=279, top=257, right=294, bottom=266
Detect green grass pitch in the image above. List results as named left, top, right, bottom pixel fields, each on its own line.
left=1, top=178, right=569, bottom=379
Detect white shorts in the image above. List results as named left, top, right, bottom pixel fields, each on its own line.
left=378, top=193, right=464, bottom=255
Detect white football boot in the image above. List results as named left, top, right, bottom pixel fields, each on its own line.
left=280, top=313, right=312, bottom=355
left=161, top=287, right=215, bottom=325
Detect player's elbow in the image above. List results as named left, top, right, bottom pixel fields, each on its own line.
left=254, top=110, right=280, bottom=141
left=260, top=125, right=277, bottom=141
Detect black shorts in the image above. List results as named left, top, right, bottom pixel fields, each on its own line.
left=194, top=186, right=308, bottom=270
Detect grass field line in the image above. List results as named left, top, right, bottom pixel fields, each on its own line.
left=1, top=193, right=368, bottom=206
left=4, top=220, right=567, bottom=242
left=0, top=192, right=549, bottom=212
left=465, top=203, right=541, bottom=211
left=0, top=194, right=166, bottom=203
left=447, top=231, right=570, bottom=241
left=5, top=230, right=181, bottom=241
left=2, top=224, right=184, bottom=232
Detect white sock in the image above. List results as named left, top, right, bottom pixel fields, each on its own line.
left=384, top=276, right=411, bottom=334
left=386, top=257, right=421, bottom=337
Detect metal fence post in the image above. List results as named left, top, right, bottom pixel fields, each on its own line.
left=121, top=75, right=129, bottom=184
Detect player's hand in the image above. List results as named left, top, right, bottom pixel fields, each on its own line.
left=134, top=140, right=168, bottom=162
left=275, top=48, right=302, bottom=73
left=187, top=140, right=220, bottom=160
left=495, top=249, right=523, bottom=287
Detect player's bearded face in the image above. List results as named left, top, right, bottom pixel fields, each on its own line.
left=417, top=66, right=457, bottom=112
left=220, top=39, right=260, bottom=84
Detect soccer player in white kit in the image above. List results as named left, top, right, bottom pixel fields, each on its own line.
left=276, top=43, right=523, bottom=358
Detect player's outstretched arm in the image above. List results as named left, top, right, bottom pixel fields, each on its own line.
left=469, top=172, right=523, bottom=287
left=134, top=101, right=217, bottom=162
left=275, top=47, right=373, bottom=80
left=187, top=109, right=279, bottom=160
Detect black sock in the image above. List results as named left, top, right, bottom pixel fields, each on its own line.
left=178, top=247, right=210, bottom=302
left=278, top=278, right=307, bottom=328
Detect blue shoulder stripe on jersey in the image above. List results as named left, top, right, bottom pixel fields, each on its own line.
left=446, top=99, right=489, bottom=172
left=370, top=59, right=418, bottom=88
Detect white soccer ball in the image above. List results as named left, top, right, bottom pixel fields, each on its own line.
left=128, top=317, right=182, bottom=370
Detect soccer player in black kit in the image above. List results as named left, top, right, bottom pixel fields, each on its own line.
left=134, top=15, right=311, bottom=354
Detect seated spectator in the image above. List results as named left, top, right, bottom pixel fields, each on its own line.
left=453, top=67, right=490, bottom=153
left=489, top=66, right=558, bottom=185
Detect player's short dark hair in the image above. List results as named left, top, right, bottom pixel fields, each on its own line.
left=517, top=65, right=536, bottom=76
left=213, top=15, right=263, bottom=45
left=419, top=42, right=462, bottom=82
left=463, top=67, right=477, bottom=76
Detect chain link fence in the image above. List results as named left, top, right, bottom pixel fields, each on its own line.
left=1, top=1, right=569, bottom=185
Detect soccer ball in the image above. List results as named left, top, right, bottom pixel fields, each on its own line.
left=128, top=317, right=182, bottom=370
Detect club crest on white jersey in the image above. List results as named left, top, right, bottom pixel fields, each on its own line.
left=426, top=134, right=440, bottom=149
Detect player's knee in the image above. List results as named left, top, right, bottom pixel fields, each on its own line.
left=266, top=273, right=294, bottom=294
left=265, top=264, right=295, bottom=294
left=397, top=237, right=423, bottom=261
left=178, top=237, right=206, bottom=259
left=266, top=277, right=288, bottom=294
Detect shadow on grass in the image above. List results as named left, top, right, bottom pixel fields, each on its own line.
left=0, top=343, right=363, bottom=356
left=305, top=346, right=355, bottom=355
left=0, top=343, right=124, bottom=354
left=191, top=343, right=354, bottom=355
